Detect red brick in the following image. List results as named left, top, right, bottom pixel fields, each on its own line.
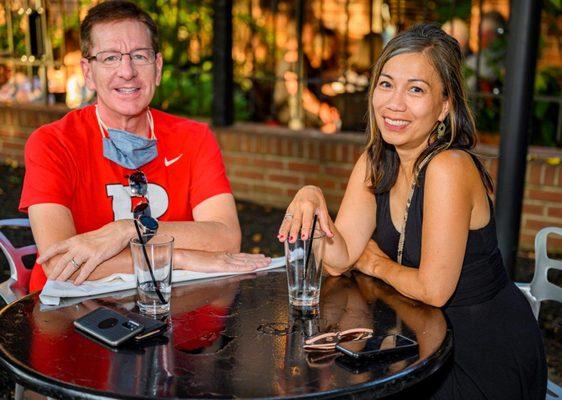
left=319, top=143, right=329, bottom=161
left=288, top=162, right=320, bottom=173
left=524, top=218, right=552, bottom=231
left=546, top=237, right=562, bottom=252
left=544, top=165, right=557, bottom=186
left=528, top=189, right=562, bottom=203
left=304, top=178, right=336, bottom=190
left=527, top=163, right=542, bottom=185
left=231, top=181, right=252, bottom=192
left=287, top=188, right=299, bottom=197
left=339, top=181, right=349, bottom=191
left=522, top=204, right=543, bottom=216
left=254, top=158, right=285, bottom=169
left=325, top=193, right=343, bottom=210
left=223, top=155, right=250, bottom=166
left=239, top=136, right=250, bottom=152
left=269, top=174, right=301, bottom=185
left=325, top=166, right=352, bottom=178
left=3, top=141, right=25, bottom=150
left=236, top=170, right=264, bottom=180
left=547, top=207, right=562, bottom=219
left=309, top=142, right=320, bottom=159
left=268, top=137, right=280, bottom=154
left=253, top=184, right=285, bottom=195
left=518, top=233, right=535, bottom=249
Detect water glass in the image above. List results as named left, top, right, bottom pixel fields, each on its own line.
left=284, top=229, right=326, bottom=308
left=130, top=234, right=174, bottom=315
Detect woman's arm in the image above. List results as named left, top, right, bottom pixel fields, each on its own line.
left=279, top=152, right=377, bottom=275
left=359, top=150, right=487, bottom=307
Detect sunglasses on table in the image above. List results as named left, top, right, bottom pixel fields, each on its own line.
left=303, top=328, right=373, bottom=352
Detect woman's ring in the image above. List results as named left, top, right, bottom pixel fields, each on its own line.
left=284, top=213, right=294, bottom=220
left=70, top=258, right=81, bottom=269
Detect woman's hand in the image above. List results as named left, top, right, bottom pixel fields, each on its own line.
left=175, top=250, right=271, bottom=273
left=278, top=185, right=334, bottom=243
left=353, top=240, right=390, bottom=278
left=37, top=220, right=134, bottom=284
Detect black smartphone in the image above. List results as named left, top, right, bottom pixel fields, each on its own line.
left=126, top=312, right=168, bottom=342
left=74, top=307, right=145, bottom=347
left=335, top=334, right=418, bottom=359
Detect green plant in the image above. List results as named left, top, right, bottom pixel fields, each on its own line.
left=533, top=66, right=562, bottom=146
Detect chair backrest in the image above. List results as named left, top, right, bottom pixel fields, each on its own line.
left=531, top=227, right=562, bottom=305
left=0, top=218, right=36, bottom=303
left=517, top=227, right=562, bottom=400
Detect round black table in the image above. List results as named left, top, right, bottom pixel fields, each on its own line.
left=0, top=270, right=451, bottom=399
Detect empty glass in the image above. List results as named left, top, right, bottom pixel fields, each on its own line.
left=130, top=234, right=174, bottom=315
left=284, top=229, right=326, bottom=308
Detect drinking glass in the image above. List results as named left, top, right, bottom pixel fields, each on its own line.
left=130, top=234, right=174, bottom=315
left=284, top=229, right=326, bottom=308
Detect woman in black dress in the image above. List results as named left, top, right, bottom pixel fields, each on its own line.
left=278, top=23, right=547, bottom=399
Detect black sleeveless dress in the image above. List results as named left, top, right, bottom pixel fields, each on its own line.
left=373, top=166, right=547, bottom=400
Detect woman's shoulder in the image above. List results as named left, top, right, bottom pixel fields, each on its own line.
left=424, top=149, right=481, bottom=187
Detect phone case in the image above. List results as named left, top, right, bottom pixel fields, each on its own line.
left=335, top=334, right=418, bottom=359
left=74, top=307, right=145, bottom=347
left=125, top=312, right=167, bottom=341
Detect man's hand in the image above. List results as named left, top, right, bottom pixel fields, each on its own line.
left=175, top=250, right=271, bottom=273
left=37, top=220, right=134, bottom=284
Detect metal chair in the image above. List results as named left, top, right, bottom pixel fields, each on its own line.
left=0, top=218, right=36, bottom=304
left=515, top=226, right=562, bottom=400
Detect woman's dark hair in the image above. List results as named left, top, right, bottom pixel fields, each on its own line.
left=365, top=23, right=493, bottom=194
left=80, top=1, right=159, bottom=57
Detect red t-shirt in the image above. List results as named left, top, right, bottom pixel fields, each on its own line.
left=20, top=105, right=231, bottom=291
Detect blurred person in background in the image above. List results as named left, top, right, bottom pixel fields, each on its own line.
left=465, top=10, right=507, bottom=92
left=441, top=18, right=471, bottom=57
left=275, top=24, right=342, bottom=133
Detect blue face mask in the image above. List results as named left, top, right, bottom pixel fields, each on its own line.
left=96, top=106, right=158, bottom=170
left=102, top=128, right=158, bottom=170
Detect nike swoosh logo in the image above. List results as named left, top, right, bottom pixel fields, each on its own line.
left=164, top=154, right=183, bottom=167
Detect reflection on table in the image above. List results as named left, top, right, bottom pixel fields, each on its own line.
left=0, top=270, right=451, bottom=399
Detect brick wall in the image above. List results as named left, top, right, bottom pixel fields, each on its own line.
left=0, top=103, right=68, bottom=163
left=1, top=105, right=561, bottom=251
left=215, top=123, right=562, bottom=252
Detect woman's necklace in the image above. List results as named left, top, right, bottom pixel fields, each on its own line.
left=396, top=156, right=432, bottom=265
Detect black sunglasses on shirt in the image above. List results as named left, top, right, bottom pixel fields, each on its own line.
left=126, top=170, right=166, bottom=305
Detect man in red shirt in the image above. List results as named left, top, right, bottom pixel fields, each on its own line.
left=20, top=1, right=269, bottom=291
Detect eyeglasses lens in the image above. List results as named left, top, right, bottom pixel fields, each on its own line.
left=128, top=171, right=148, bottom=196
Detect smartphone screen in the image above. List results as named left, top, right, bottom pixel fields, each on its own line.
left=335, top=334, right=418, bottom=359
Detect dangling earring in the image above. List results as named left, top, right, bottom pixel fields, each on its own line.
left=437, top=121, right=446, bottom=139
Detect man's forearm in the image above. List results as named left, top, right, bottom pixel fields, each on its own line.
left=156, top=220, right=241, bottom=253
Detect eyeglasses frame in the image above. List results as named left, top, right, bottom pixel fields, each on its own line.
left=86, top=48, right=157, bottom=67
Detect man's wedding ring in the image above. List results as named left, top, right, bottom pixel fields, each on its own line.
left=70, top=258, right=81, bottom=269
left=284, top=213, right=294, bottom=220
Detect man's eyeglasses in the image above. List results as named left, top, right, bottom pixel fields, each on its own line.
left=303, top=328, right=373, bottom=352
left=87, top=48, right=156, bottom=67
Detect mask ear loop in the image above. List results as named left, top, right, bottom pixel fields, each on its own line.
left=133, top=219, right=167, bottom=305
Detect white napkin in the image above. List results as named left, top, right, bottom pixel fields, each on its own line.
left=39, top=256, right=286, bottom=306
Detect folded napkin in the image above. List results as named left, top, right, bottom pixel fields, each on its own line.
left=39, top=256, right=286, bottom=306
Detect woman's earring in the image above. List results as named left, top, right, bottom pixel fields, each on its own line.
left=437, top=121, right=446, bottom=139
